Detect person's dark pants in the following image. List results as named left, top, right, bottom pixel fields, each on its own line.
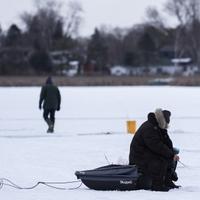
left=166, top=160, right=178, bottom=182
left=43, top=109, right=55, bottom=125
left=147, top=158, right=168, bottom=187
left=136, top=158, right=174, bottom=189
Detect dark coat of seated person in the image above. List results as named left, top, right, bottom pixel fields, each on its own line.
left=129, top=108, right=180, bottom=192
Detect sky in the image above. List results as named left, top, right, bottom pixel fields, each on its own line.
left=0, top=0, right=173, bottom=36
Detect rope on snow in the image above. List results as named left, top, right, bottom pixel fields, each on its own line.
left=0, top=178, right=82, bottom=190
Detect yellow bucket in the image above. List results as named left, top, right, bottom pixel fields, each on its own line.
left=127, top=120, right=136, bottom=134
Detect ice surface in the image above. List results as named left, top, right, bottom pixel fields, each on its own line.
left=0, top=86, right=200, bottom=199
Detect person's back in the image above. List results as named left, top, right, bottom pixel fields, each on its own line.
left=40, top=84, right=60, bottom=110
left=129, top=112, right=174, bottom=162
left=129, top=118, right=155, bottom=166
left=39, top=77, right=61, bottom=133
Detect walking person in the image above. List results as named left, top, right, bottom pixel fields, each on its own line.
left=39, top=76, right=61, bottom=133
left=129, top=108, right=180, bottom=191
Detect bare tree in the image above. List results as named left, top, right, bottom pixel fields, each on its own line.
left=21, top=0, right=62, bottom=50
left=65, top=1, right=83, bottom=38
left=21, top=0, right=83, bottom=50
left=165, top=0, right=200, bottom=66
left=165, top=0, right=200, bottom=25
left=144, top=6, right=170, bottom=51
left=145, top=6, right=166, bottom=32
left=34, top=0, right=83, bottom=38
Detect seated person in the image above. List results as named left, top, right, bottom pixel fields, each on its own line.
left=129, top=108, right=180, bottom=191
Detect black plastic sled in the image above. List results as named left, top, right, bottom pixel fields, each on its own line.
left=75, top=164, right=140, bottom=191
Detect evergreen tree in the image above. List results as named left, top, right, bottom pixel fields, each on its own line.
left=138, top=32, right=156, bottom=66
left=0, top=24, right=3, bottom=47
left=29, top=50, right=52, bottom=73
left=5, top=24, right=22, bottom=46
left=87, top=28, right=108, bottom=74
left=53, top=20, right=63, bottom=40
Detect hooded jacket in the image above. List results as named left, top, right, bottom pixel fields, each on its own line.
left=39, top=79, right=61, bottom=110
left=129, top=110, right=174, bottom=167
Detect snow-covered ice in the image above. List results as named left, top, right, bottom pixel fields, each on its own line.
left=0, top=86, right=200, bottom=199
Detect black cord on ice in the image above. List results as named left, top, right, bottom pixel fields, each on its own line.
left=0, top=178, right=82, bottom=190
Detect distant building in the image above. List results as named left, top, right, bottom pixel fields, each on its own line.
left=171, top=57, right=198, bottom=76
left=62, top=60, right=79, bottom=76
left=110, top=66, right=130, bottom=76
left=171, top=58, right=192, bottom=67
left=49, top=50, right=79, bottom=76
left=49, top=50, right=70, bottom=66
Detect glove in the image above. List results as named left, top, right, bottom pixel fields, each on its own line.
left=173, top=155, right=180, bottom=161
left=57, top=106, right=60, bottom=111
left=39, top=104, right=42, bottom=110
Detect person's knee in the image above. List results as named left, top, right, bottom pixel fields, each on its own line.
left=50, top=115, right=55, bottom=123
left=49, top=111, right=55, bottom=122
left=51, top=118, right=55, bottom=124
left=43, top=112, right=48, bottom=121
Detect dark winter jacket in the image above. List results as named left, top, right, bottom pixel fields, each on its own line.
left=129, top=112, right=174, bottom=169
left=39, top=83, right=61, bottom=110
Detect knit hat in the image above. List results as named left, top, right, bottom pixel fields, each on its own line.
left=46, top=76, right=53, bottom=85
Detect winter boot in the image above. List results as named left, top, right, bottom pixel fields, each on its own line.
left=165, top=180, right=181, bottom=189
left=49, top=123, right=54, bottom=133
left=46, top=119, right=54, bottom=133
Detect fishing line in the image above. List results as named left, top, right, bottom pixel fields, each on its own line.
left=104, top=154, right=111, bottom=165
left=178, top=160, right=190, bottom=169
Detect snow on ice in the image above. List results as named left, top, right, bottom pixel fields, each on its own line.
left=0, top=86, right=200, bottom=199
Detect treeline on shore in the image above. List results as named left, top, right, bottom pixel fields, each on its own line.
left=0, top=0, right=200, bottom=76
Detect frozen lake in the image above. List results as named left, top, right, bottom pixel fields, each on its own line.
left=0, top=86, right=200, bottom=199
